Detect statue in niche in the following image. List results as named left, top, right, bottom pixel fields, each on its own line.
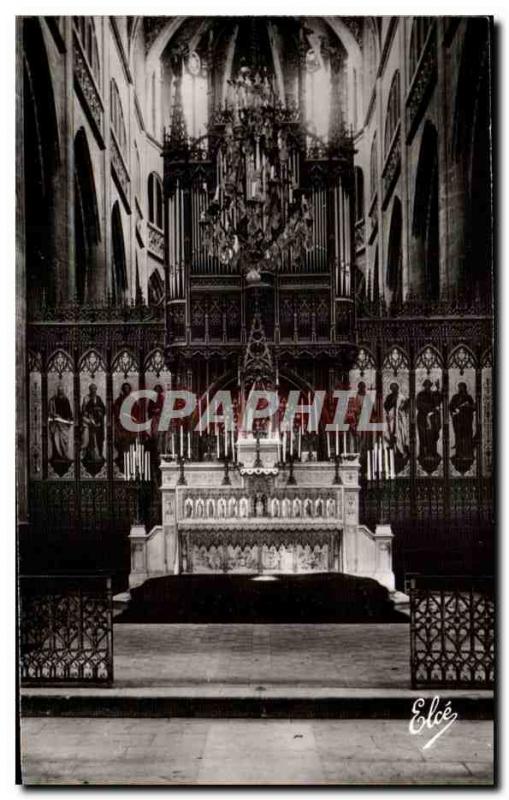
left=255, top=493, right=265, bottom=517
left=416, top=379, right=442, bottom=473
left=217, top=498, right=227, bottom=518
left=315, top=498, right=324, bottom=517
left=81, top=383, right=106, bottom=476
left=384, top=381, right=410, bottom=473
left=239, top=497, right=249, bottom=517
left=228, top=497, right=238, bottom=517
left=326, top=498, right=336, bottom=518
left=184, top=498, right=193, bottom=518
left=449, top=382, right=476, bottom=473
left=304, top=498, right=313, bottom=517
left=48, top=384, right=74, bottom=475
left=282, top=497, right=291, bottom=518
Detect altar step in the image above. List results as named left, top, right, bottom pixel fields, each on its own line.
left=115, top=573, right=408, bottom=624
left=21, top=686, right=493, bottom=720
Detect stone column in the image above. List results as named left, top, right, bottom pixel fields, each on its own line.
left=374, top=524, right=395, bottom=591
left=339, top=453, right=361, bottom=574
left=128, top=523, right=148, bottom=588
left=161, top=460, right=180, bottom=574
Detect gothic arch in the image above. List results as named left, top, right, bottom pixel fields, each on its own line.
left=111, top=201, right=128, bottom=304
left=23, top=17, right=61, bottom=311
left=74, top=128, right=101, bottom=304
left=452, top=18, right=492, bottom=300
left=386, top=196, right=402, bottom=310
left=412, top=121, right=439, bottom=300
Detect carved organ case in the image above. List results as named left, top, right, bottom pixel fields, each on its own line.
left=161, top=18, right=356, bottom=394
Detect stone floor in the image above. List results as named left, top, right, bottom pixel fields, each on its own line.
left=20, top=717, right=494, bottom=785
left=113, top=623, right=410, bottom=687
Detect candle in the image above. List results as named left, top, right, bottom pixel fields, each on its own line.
left=282, top=430, right=287, bottom=462
left=298, top=429, right=302, bottom=459
left=378, top=441, right=383, bottom=476
left=390, top=448, right=395, bottom=480
left=224, top=419, right=228, bottom=457
left=384, top=443, right=389, bottom=478
left=367, top=451, right=372, bottom=481
left=187, top=431, right=191, bottom=460
left=327, top=431, right=331, bottom=460
left=206, top=392, right=210, bottom=432
left=198, top=396, right=202, bottom=435
left=171, top=432, right=175, bottom=459
left=180, top=424, right=183, bottom=457
left=290, top=427, right=294, bottom=456
left=335, top=425, right=339, bottom=456
left=231, top=426, right=235, bottom=460
left=216, top=431, right=220, bottom=459
left=343, top=432, right=346, bottom=456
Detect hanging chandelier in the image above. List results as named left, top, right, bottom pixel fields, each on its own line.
left=199, top=65, right=313, bottom=281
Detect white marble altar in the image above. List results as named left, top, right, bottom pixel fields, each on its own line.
left=128, top=433, right=396, bottom=593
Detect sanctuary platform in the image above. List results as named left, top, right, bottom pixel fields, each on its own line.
left=21, top=623, right=493, bottom=720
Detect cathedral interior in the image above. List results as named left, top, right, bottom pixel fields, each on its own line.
left=17, top=16, right=494, bottom=596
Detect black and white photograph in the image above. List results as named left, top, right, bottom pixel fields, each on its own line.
left=14, top=9, right=495, bottom=786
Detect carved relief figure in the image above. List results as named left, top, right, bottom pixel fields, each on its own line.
left=449, top=382, right=476, bottom=472
left=147, top=384, right=167, bottom=458
left=48, top=385, right=74, bottom=473
left=81, top=383, right=106, bottom=476
left=416, top=379, right=442, bottom=472
left=384, top=381, right=410, bottom=473
left=113, top=382, right=136, bottom=472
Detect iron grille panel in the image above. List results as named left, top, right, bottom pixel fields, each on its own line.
left=410, top=575, right=494, bottom=689
left=19, top=575, right=113, bottom=686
